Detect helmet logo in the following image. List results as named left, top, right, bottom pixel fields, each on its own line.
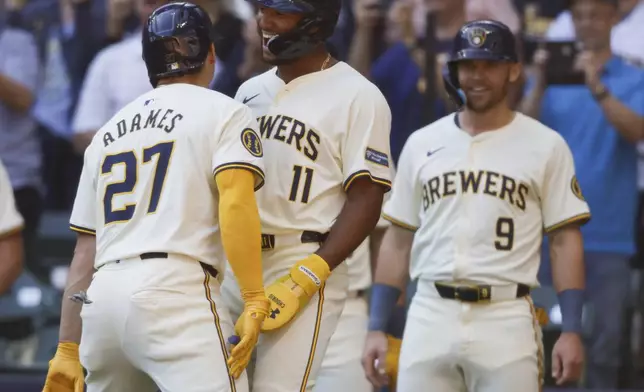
left=467, top=27, right=487, bottom=48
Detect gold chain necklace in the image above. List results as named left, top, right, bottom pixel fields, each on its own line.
left=320, top=53, right=331, bottom=71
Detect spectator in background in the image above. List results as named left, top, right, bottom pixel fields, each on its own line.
left=0, top=159, right=24, bottom=295
left=546, top=0, right=644, bottom=62
left=0, top=0, right=42, bottom=281
left=519, top=0, right=644, bottom=388
left=349, top=0, right=467, bottom=164
left=207, top=0, right=249, bottom=97
left=71, top=0, right=159, bottom=153
left=31, top=0, right=82, bottom=211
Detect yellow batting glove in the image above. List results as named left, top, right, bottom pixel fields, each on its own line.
left=42, top=342, right=85, bottom=392
left=385, top=335, right=402, bottom=388
left=261, top=254, right=331, bottom=331
left=227, top=290, right=270, bottom=379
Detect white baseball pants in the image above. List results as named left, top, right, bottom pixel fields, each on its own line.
left=79, top=254, right=247, bottom=392
left=397, top=281, right=544, bottom=392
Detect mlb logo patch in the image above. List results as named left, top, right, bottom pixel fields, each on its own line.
left=365, top=148, right=389, bottom=168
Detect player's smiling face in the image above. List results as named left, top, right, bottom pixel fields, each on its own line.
left=256, top=6, right=304, bottom=64
left=458, top=60, right=520, bottom=113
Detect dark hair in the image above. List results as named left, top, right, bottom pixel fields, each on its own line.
left=567, top=0, right=618, bottom=9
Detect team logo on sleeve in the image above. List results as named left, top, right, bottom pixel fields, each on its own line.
left=571, top=175, right=585, bottom=201
left=365, top=147, right=389, bottom=167
left=241, top=128, right=263, bottom=157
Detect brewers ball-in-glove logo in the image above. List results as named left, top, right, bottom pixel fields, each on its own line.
left=468, top=27, right=487, bottom=47
left=571, top=175, right=585, bottom=201
left=241, top=128, right=263, bottom=157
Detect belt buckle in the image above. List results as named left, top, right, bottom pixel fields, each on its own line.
left=455, top=286, right=477, bottom=302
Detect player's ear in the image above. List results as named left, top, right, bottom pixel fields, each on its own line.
left=508, top=62, right=522, bottom=84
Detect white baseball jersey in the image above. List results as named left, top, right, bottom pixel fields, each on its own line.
left=234, top=62, right=392, bottom=236
left=383, top=112, right=591, bottom=286
left=70, top=84, right=265, bottom=270
left=0, top=160, right=23, bottom=237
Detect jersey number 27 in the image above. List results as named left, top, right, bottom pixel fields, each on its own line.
left=101, top=141, right=174, bottom=225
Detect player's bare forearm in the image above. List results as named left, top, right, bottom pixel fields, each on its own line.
left=216, top=169, right=264, bottom=293
left=0, top=231, right=23, bottom=295
left=316, top=177, right=385, bottom=270
left=59, top=233, right=96, bottom=343
left=368, top=225, right=387, bottom=276
left=548, top=225, right=585, bottom=292
left=373, top=224, right=413, bottom=291
left=0, top=73, right=34, bottom=114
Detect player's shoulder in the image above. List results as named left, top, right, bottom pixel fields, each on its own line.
left=514, top=112, right=565, bottom=142
left=334, top=62, right=387, bottom=101
left=237, top=67, right=278, bottom=95
left=410, top=113, right=458, bottom=141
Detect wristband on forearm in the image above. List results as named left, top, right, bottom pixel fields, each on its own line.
left=385, top=304, right=407, bottom=338
left=557, top=289, right=584, bottom=333
left=368, top=284, right=402, bottom=332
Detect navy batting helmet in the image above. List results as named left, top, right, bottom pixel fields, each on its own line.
left=252, top=0, right=341, bottom=60
left=142, top=2, right=214, bottom=87
left=444, top=20, right=518, bottom=106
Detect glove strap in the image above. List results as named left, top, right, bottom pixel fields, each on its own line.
left=290, top=254, right=331, bottom=296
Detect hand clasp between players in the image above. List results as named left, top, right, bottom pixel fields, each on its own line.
left=226, top=254, right=331, bottom=378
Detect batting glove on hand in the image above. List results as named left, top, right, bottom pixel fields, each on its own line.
left=385, top=335, right=402, bottom=388
left=261, top=254, right=330, bottom=331
left=227, top=290, right=270, bottom=379
left=42, top=342, right=84, bottom=392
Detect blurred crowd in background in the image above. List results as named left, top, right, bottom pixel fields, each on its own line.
left=1, top=0, right=644, bottom=390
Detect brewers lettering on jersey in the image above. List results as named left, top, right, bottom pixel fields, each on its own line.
left=385, top=113, right=590, bottom=285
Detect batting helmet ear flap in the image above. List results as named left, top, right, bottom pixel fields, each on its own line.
left=443, top=66, right=464, bottom=108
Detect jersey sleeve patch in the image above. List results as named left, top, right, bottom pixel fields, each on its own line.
left=241, top=128, right=263, bottom=158
left=571, top=175, right=585, bottom=201
left=365, top=147, right=389, bottom=168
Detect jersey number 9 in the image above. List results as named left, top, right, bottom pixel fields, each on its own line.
left=494, top=217, right=514, bottom=251
left=101, top=141, right=175, bottom=225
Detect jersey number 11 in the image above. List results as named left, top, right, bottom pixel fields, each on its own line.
left=289, top=165, right=314, bottom=203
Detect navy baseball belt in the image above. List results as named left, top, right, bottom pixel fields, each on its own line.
left=261, top=231, right=329, bottom=250
left=434, top=281, right=530, bottom=303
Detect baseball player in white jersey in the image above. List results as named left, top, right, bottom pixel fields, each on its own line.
left=0, top=159, right=24, bottom=294
left=220, top=0, right=392, bottom=391
left=362, top=20, right=590, bottom=392
left=43, top=4, right=271, bottom=392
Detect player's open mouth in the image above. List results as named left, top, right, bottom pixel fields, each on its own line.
left=262, top=31, right=277, bottom=47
